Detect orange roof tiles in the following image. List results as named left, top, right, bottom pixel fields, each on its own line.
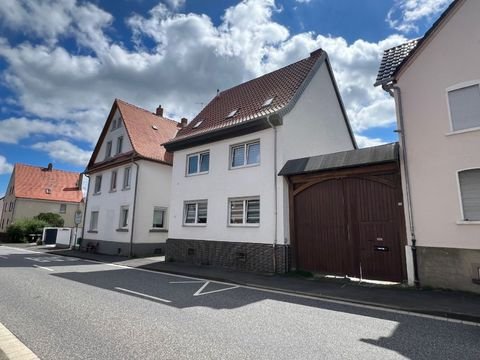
left=14, top=163, right=83, bottom=203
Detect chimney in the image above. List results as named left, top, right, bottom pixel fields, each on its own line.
left=47, top=163, right=53, bottom=171
left=178, top=118, right=188, bottom=129
left=155, top=105, right=164, bottom=117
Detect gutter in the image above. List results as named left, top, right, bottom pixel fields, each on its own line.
left=266, top=115, right=279, bottom=273
left=383, top=83, right=420, bottom=287
left=80, top=173, right=91, bottom=248
left=129, top=157, right=140, bottom=257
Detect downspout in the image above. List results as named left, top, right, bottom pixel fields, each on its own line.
left=384, top=83, right=420, bottom=287
left=129, top=157, right=140, bottom=257
left=266, top=116, right=278, bottom=273
left=81, top=173, right=90, bottom=249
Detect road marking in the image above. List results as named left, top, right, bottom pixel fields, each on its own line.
left=193, top=281, right=239, bottom=297
left=33, top=264, right=54, bottom=271
left=114, top=287, right=171, bottom=303
left=169, top=280, right=204, bottom=284
left=2, top=246, right=479, bottom=327
left=0, top=255, right=7, bottom=259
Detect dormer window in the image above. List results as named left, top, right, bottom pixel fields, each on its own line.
left=226, top=109, right=238, bottom=119
left=111, top=119, right=117, bottom=131
left=45, top=188, right=51, bottom=194
left=261, top=97, right=274, bottom=108
left=105, top=141, right=112, bottom=159
left=193, top=120, right=203, bottom=128
left=116, top=136, right=123, bottom=155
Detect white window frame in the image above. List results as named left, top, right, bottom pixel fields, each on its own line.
left=152, top=207, right=167, bottom=229
left=89, top=211, right=99, bottom=231
left=446, top=80, right=480, bottom=135
left=186, top=151, right=210, bottom=176
left=105, top=141, right=112, bottom=159
left=228, top=197, right=260, bottom=227
left=183, top=200, right=208, bottom=226
left=119, top=206, right=129, bottom=229
left=94, top=175, right=102, bottom=195
left=123, top=167, right=131, bottom=190
left=59, top=204, right=67, bottom=214
left=456, top=168, right=480, bottom=224
left=229, top=140, right=260, bottom=169
left=116, top=136, right=123, bottom=155
left=110, top=170, right=117, bottom=192
left=111, top=118, right=117, bottom=131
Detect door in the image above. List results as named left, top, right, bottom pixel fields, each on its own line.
left=44, top=228, right=58, bottom=246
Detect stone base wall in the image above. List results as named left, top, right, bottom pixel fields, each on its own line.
left=81, top=239, right=165, bottom=257
left=166, top=238, right=291, bottom=273
left=417, top=246, right=480, bottom=294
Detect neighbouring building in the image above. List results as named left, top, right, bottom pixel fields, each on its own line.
left=0, top=163, right=84, bottom=231
left=82, top=99, right=178, bottom=256
left=375, top=0, right=480, bottom=292
left=164, top=49, right=356, bottom=273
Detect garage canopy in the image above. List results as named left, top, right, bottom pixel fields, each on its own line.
left=279, top=142, right=399, bottom=176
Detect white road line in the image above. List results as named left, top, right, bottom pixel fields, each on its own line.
left=0, top=255, right=8, bottom=259
left=169, top=280, right=204, bottom=284
left=33, top=264, right=54, bottom=271
left=193, top=281, right=239, bottom=296
left=3, top=246, right=479, bottom=327
left=114, top=287, right=171, bottom=303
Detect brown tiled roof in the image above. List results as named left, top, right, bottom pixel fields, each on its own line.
left=13, top=163, right=83, bottom=203
left=87, top=99, right=179, bottom=170
left=374, top=39, right=419, bottom=86
left=167, top=49, right=325, bottom=143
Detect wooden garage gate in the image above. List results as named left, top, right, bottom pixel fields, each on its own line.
left=280, top=143, right=407, bottom=282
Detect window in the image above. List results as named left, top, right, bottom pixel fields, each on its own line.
left=448, top=83, right=480, bottom=131
left=105, top=141, right=112, bottom=159
left=183, top=201, right=207, bottom=225
left=116, top=136, right=123, bottom=155
left=89, top=211, right=99, bottom=231
left=187, top=151, right=209, bottom=175
left=110, top=170, right=117, bottom=192
left=229, top=197, right=260, bottom=225
left=94, top=175, right=102, bottom=194
left=458, top=169, right=480, bottom=221
left=111, top=119, right=117, bottom=131
left=152, top=207, right=166, bottom=228
left=261, top=97, right=274, bottom=107
left=9, top=202, right=14, bottom=212
left=226, top=109, right=238, bottom=119
left=123, top=167, right=131, bottom=189
left=193, top=120, right=203, bottom=128
left=231, top=141, right=260, bottom=168
left=59, top=204, right=67, bottom=214
left=119, top=206, right=129, bottom=228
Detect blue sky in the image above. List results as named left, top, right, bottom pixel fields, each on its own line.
left=0, top=0, right=453, bottom=195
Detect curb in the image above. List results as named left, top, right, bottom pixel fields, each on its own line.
left=41, top=249, right=480, bottom=325
left=0, top=323, right=39, bottom=360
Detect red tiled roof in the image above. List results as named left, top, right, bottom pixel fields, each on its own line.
left=168, top=49, right=325, bottom=143
left=14, top=163, right=83, bottom=203
left=87, top=99, right=179, bottom=170
left=116, top=99, right=179, bottom=163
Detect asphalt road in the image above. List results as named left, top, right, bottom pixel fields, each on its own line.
left=0, top=246, right=479, bottom=360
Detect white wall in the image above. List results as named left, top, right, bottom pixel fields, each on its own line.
left=94, top=109, right=133, bottom=164
left=133, top=160, right=172, bottom=244
left=397, top=0, right=480, bottom=250
left=169, top=129, right=277, bottom=244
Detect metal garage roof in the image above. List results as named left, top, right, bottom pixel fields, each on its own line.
left=279, top=142, right=399, bottom=176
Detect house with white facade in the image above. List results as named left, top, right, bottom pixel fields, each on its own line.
left=164, top=49, right=356, bottom=273
left=0, top=163, right=84, bottom=231
left=83, top=99, right=178, bottom=256
left=375, top=0, right=480, bottom=292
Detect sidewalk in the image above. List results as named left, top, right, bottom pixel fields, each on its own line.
left=3, top=243, right=480, bottom=324
left=0, top=322, right=39, bottom=360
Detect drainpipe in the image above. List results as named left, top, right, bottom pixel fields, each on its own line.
left=383, top=83, right=420, bottom=287
left=266, top=116, right=278, bottom=273
left=129, top=157, right=140, bottom=257
left=80, top=173, right=90, bottom=250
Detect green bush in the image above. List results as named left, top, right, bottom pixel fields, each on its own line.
left=6, top=219, right=49, bottom=243
left=34, top=212, right=64, bottom=227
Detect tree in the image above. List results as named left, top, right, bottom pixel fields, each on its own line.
left=6, top=219, right=49, bottom=243
left=34, top=212, right=65, bottom=227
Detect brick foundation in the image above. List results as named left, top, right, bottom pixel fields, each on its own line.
left=166, top=238, right=290, bottom=273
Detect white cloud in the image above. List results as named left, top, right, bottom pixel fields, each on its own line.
left=165, top=0, right=186, bottom=10
left=0, top=156, right=13, bottom=175
left=32, top=140, right=92, bottom=167
left=387, top=0, right=452, bottom=33
left=295, top=0, right=312, bottom=3
left=0, top=0, right=406, bottom=154
left=355, top=135, right=388, bottom=148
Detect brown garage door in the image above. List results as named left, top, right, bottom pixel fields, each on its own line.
left=292, top=169, right=405, bottom=282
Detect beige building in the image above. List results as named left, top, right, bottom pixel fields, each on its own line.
left=0, top=163, right=84, bottom=231
left=375, top=0, right=480, bottom=292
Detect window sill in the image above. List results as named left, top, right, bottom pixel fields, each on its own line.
left=229, top=163, right=260, bottom=171
left=109, top=190, right=117, bottom=193
left=116, top=228, right=129, bottom=232
left=186, top=171, right=209, bottom=177
left=93, top=192, right=101, bottom=196
left=456, top=220, right=480, bottom=225
left=228, top=223, right=260, bottom=228
left=446, top=126, right=480, bottom=136
left=182, top=224, right=207, bottom=227
left=149, top=228, right=168, bottom=233
left=87, top=230, right=98, bottom=233
left=121, top=187, right=131, bottom=191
